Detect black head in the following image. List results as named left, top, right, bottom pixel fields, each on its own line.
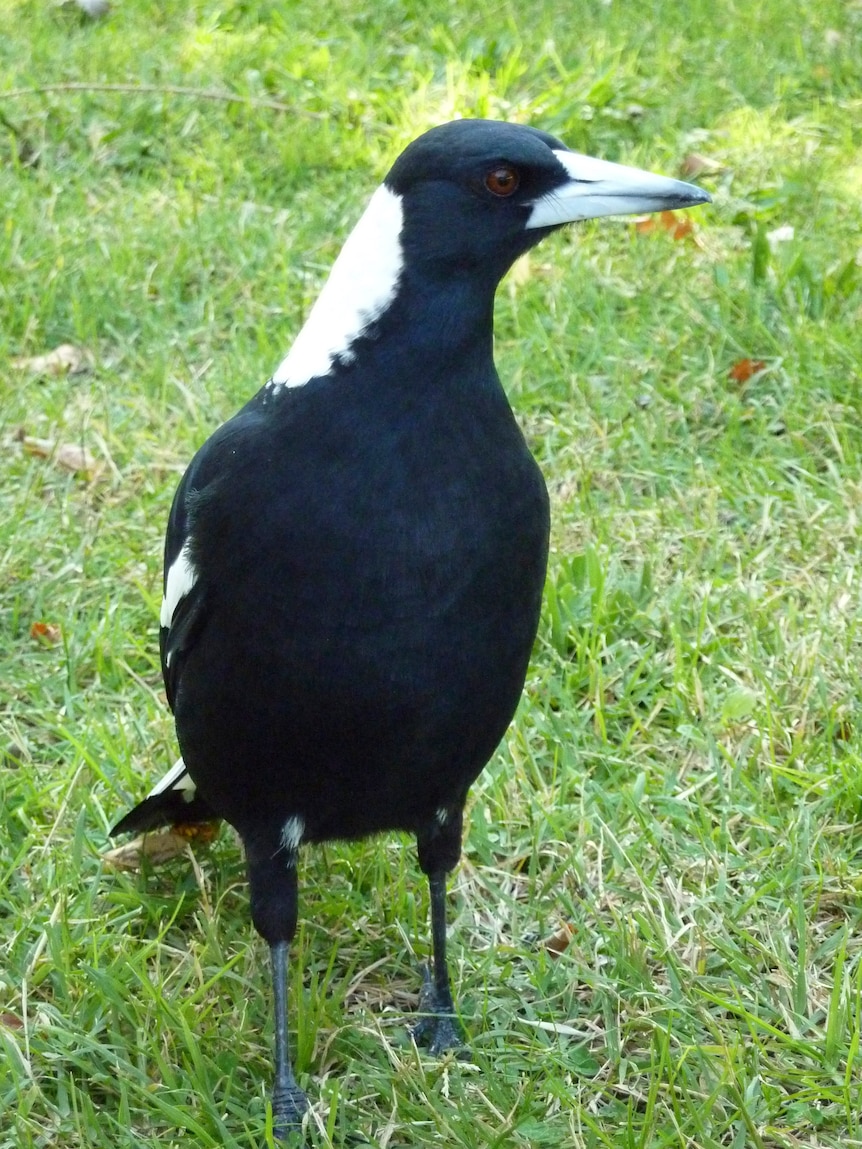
left=383, top=118, right=710, bottom=287
left=267, top=119, right=710, bottom=391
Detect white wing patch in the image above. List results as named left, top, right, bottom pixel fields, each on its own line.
left=269, top=185, right=404, bottom=392
left=161, top=542, right=197, bottom=634
left=147, top=756, right=196, bottom=803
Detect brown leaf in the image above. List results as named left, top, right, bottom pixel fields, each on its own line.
left=102, top=830, right=192, bottom=870
left=19, top=434, right=101, bottom=479
left=30, top=621, right=62, bottom=645
left=728, top=358, right=768, bottom=384
left=11, top=343, right=91, bottom=377
left=680, top=152, right=724, bottom=179
left=542, top=922, right=575, bottom=958
left=0, top=1013, right=24, bottom=1030
left=102, top=824, right=219, bottom=870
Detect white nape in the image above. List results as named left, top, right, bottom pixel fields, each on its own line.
left=147, top=756, right=196, bottom=800
left=161, top=543, right=197, bottom=633
left=269, top=185, right=404, bottom=392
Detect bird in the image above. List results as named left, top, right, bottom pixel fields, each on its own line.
left=111, top=118, right=709, bottom=1137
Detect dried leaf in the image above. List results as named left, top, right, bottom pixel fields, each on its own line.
left=634, top=211, right=696, bottom=242
left=634, top=217, right=657, bottom=235
left=102, top=830, right=193, bottom=870
left=19, top=433, right=101, bottom=479
left=11, top=343, right=91, bottom=377
left=30, top=621, right=62, bottom=645
left=0, top=1013, right=24, bottom=1031
left=102, top=824, right=219, bottom=870
left=680, top=152, right=724, bottom=179
left=542, top=922, right=575, bottom=958
left=728, top=358, right=768, bottom=384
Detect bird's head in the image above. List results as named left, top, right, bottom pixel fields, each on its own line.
left=269, top=119, right=710, bottom=392
left=384, top=119, right=710, bottom=283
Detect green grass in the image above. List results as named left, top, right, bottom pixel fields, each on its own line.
left=2, top=0, right=862, bottom=1145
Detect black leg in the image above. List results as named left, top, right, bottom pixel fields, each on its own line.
left=412, top=869, right=467, bottom=1055
left=247, top=847, right=308, bottom=1140
left=270, top=939, right=309, bottom=1138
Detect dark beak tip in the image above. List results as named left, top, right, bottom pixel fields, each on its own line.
left=687, top=188, right=713, bottom=207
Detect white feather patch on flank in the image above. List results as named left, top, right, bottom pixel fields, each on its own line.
left=160, top=543, right=197, bottom=632
left=280, top=815, right=305, bottom=853
left=269, top=185, right=404, bottom=392
left=147, top=756, right=196, bottom=800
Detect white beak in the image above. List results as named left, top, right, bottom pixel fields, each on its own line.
left=526, top=149, right=711, bottom=229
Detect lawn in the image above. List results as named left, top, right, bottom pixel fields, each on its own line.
left=2, top=0, right=862, bottom=1146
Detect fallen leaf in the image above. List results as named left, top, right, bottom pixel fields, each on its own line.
left=102, top=824, right=219, bottom=870
left=680, top=152, right=724, bottom=179
left=11, top=343, right=91, bottom=377
left=19, top=433, right=101, bottom=479
left=634, top=210, right=695, bottom=242
left=30, top=621, right=62, bottom=645
left=542, top=922, right=575, bottom=958
left=173, top=821, right=220, bottom=844
left=728, top=358, right=768, bottom=384
left=0, top=1013, right=23, bottom=1031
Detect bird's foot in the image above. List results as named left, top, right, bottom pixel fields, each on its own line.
left=411, top=964, right=468, bottom=1057
left=271, top=1074, right=308, bottom=1142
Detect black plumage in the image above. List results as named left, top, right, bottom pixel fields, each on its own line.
left=112, top=119, right=709, bottom=1135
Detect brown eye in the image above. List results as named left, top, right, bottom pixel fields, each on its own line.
left=484, top=165, right=520, bottom=197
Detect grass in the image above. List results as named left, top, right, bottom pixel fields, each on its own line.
left=2, top=0, right=862, bottom=1145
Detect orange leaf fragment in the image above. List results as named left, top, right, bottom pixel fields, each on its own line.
left=542, top=922, right=575, bottom=958
left=30, top=621, right=62, bottom=645
left=634, top=211, right=695, bottom=241
left=728, top=359, right=768, bottom=384
left=173, top=821, right=220, bottom=844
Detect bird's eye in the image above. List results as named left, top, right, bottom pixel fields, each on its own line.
left=484, top=165, right=520, bottom=197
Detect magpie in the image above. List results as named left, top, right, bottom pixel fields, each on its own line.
left=112, top=118, right=709, bottom=1135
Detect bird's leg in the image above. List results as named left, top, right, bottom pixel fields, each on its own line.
left=248, top=849, right=308, bottom=1139
left=412, top=869, right=467, bottom=1055
left=270, top=939, right=308, bottom=1138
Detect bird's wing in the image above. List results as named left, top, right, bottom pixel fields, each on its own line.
left=159, top=460, right=209, bottom=712
left=157, top=455, right=208, bottom=707
left=109, top=755, right=217, bottom=834
left=158, top=403, right=268, bottom=711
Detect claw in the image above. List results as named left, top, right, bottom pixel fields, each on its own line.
left=271, top=1075, right=308, bottom=1142
left=411, top=964, right=468, bottom=1057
